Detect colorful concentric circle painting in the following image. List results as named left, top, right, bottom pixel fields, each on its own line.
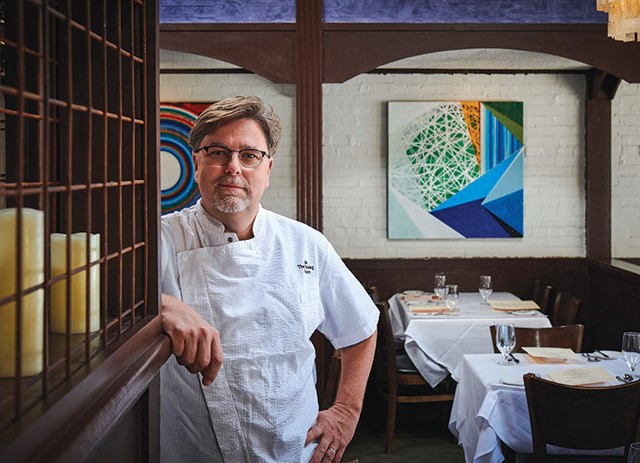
left=160, top=103, right=211, bottom=214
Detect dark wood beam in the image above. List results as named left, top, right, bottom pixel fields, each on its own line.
left=159, top=24, right=296, bottom=84
left=585, top=69, right=619, bottom=260
left=296, top=0, right=326, bottom=405
left=296, top=0, right=323, bottom=230
left=323, top=24, right=640, bottom=83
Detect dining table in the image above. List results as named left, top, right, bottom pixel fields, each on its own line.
left=448, top=352, right=630, bottom=463
left=388, top=291, right=552, bottom=387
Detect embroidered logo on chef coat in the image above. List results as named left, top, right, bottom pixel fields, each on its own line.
left=297, top=260, right=315, bottom=274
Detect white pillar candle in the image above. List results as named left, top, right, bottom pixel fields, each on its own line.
left=0, top=208, right=45, bottom=377
left=50, top=233, right=101, bottom=334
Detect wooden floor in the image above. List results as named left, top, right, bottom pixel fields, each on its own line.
left=342, top=400, right=465, bottom=462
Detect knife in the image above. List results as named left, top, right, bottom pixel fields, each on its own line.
left=595, top=349, right=610, bottom=358
left=509, top=353, right=520, bottom=364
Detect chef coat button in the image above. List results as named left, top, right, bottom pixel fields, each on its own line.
left=180, top=254, right=188, bottom=262
left=220, top=248, right=226, bottom=256
left=227, top=237, right=233, bottom=243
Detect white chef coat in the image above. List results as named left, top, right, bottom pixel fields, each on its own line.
left=160, top=201, right=378, bottom=463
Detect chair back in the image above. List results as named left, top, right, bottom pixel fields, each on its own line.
left=532, top=279, right=556, bottom=315
left=374, top=302, right=399, bottom=389
left=551, top=292, right=582, bottom=326
left=489, top=324, right=584, bottom=353
left=523, top=373, right=640, bottom=461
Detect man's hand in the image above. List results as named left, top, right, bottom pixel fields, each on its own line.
left=306, top=402, right=358, bottom=463
left=306, top=331, right=377, bottom=462
left=161, top=294, right=223, bottom=386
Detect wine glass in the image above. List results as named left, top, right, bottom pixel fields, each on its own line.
left=622, top=332, right=640, bottom=378
left=446, top=284, right=459, bottom=314
left=496, top=324, right=516, bottom=365
left=628, top=442, right=640, bottom=463
left=434, top=273, right=447, bottom=300
left=479, top=275, right=493, bottom=304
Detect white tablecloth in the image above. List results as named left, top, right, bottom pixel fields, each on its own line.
left=449, top=353, right=629, bottom=463
left=388, top=292, right=551, bottom=386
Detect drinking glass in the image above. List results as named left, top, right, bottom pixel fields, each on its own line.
left=496, top=324, right=516, bottom=365
left=434, top=273, right=447, bottom=300
left=622, top=332, right=640, bottom=378
left=479, top=275, right=493, bottom=304
left=628, top=442, right=640, bottom=463
left=446, top=284, right=459, bottom=314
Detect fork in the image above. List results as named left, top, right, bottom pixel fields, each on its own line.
left=581, top=353, right=601, bottom=362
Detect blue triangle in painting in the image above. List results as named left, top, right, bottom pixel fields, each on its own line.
left=484, top=148, right=523, bottom=204
left=432, top=153, right=518, bottom=212
left=482, top=149, right=523, bottom=234
left=484, top=190, right=523, bottom=235
left=431, top=199, right=511, bottom=238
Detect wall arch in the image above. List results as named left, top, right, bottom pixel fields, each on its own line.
left=322, top=25, right=640, bottom=83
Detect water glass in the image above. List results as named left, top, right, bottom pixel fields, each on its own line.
left=628, top=442, right=640, bottom=463
left=496, top=324, right=516, bottom=365
left=446, top=284, right=459, bottom=314
left=434, top=273, right=447, bottom=300
left=622, top=332, right=640, bottom=377
left=479, top=275, right=493, bottom=304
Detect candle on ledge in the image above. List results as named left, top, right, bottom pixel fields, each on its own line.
left=50, top=232, right=101, bottom=334
left=0, top=208, right=45, bottom=377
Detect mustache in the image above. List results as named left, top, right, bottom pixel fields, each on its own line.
left=214, top=176, right=249, bottom=189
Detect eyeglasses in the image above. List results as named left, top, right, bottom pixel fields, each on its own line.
left=195, top=145, right=270, bottom=168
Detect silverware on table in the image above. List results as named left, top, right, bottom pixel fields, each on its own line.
left=595, top=349, right=610, bottom=358
left=582, top=353, right=601, bottom=362
left=508, top=353, right=520, bottom=364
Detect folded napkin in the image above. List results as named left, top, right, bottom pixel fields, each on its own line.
left=489, top=300, right=540, bottom=311
left=409, top=304, right=450, bottom=314
left=401, top=294, right=439, bottom=303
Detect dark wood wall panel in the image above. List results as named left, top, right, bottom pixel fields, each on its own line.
left=588, top=260, right=640, bottom=350
left=344, top=257, right=589, bottom=302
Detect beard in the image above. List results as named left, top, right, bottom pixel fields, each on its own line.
left=211, top=176, right=251, bottom=214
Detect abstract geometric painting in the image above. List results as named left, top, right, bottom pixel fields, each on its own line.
left=388, top=101, right=524, bottom=239
left=160, top=102, right=211, bottom=214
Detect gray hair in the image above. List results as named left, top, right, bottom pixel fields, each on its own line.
left=189, top=96, right=282, bottom=156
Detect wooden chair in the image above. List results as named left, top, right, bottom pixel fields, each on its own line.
left=551, top=292, right=582, bottom=326
left=520, top=373, right=640, bottom=462
left=489, top=324, right=584, bottom=354
left=367, top=285, right=380, bottom=303
left=532, top=279, right=556, bottom=316
left=374, top=302, right=454, bottom=454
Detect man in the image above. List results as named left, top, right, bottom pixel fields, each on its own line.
left=160, top=96, right=378, bottom=463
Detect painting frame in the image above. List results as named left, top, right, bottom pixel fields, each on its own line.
left=388, top=101, right=524, bottom=239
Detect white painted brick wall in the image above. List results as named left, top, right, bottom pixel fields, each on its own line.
left=160, top=51, right=640, bottom=259
left=612, top=81, right=640, bottom=258
left=323, top=73, right=587, bottom=258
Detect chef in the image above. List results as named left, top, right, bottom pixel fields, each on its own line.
left=160, top=95, right=378, bottom=463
